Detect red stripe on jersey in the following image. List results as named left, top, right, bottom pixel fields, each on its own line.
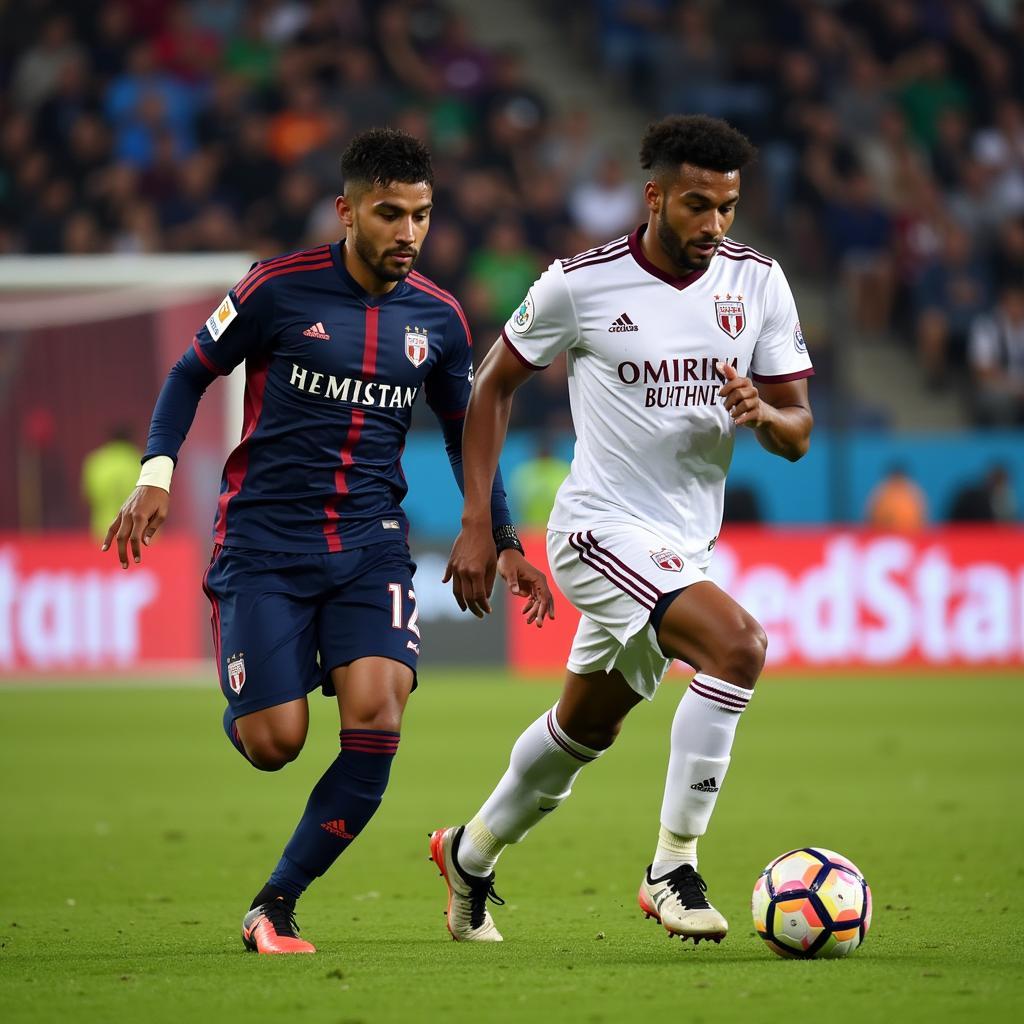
left=439, top=407, right=466, bottom=420
left=192, top=335, right=226, bottom=375
left=361, top=305, right=379, bottom=376
left=235, top=246, right=331, bottom=302
left=323, top=410, right=364, bottom=553
left=500, top=328, right=547, bottom=370
left=406, top=274, right=473, bottom=347
left=235, top=247, right=330, bottom=299
left=213, top=354, right=270, bottom=544
left=202, top=545, right=223, bottom=684
left=323, top=305, right=378, bottom=551
left=236, top=258, right=333, bottom=305
left=751, top=368, right=815, bottom=383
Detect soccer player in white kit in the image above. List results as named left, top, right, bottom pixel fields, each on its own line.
left=431, top=115, right=814, bottom=944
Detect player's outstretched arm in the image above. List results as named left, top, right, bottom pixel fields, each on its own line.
left=444, top=340, right=535, bottom=617
left=717, top=361, right=813, bottom=461
left=102, top=483, right=170, bottom=569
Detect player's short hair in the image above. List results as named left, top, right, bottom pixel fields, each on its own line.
left=640, top=115, right=756, bottom=178
left=341, top=128, right=434, bottom=194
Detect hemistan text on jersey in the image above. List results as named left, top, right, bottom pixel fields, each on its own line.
left=616, top=355, right=739, bottom=408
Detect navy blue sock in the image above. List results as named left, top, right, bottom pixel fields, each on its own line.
left=223, top=706, right=255, bottom=765
left=268, top=729, right=400, bottom=900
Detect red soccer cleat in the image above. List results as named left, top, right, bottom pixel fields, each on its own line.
left=241, top=898, right=316, bottom=954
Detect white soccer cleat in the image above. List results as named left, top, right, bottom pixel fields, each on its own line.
left=638, top=864, right=728, bottom=943
left=429, top=826, right=504, bottom=942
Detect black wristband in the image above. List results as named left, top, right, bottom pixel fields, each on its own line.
left=493, top=523, right=525, bottom=556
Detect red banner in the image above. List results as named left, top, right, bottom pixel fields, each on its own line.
left=0, top=532, right=203, bottom=673
left=508, top=528, right=1024, bottom=672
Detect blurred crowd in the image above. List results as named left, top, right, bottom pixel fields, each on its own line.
left=0, top=0, right=640, bottom=432
left=3, top=0, right=1024, bottom=428
left=566, top=0, right=1024, bottom=424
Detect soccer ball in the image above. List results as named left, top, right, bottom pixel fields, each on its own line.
left=752, top=847, right=872, bottom=959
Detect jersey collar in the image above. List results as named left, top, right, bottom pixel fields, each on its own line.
left=628, top=225, right=709, bottom=291
left=331, top=241, right=409, bottom=306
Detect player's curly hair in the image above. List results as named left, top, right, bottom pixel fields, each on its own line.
left=341, top=128, right=434, bottom=193
left=640, top=115, right=756, bottom=177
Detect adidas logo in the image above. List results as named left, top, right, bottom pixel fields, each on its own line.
left=690, top=776, right=719, bottom=792
left=608, top=313, right=639, bottom=332
left=321, top=818, right=354, bottom=839
left=303, top=321, right=331, bottom=340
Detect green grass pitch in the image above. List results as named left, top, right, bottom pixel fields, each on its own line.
left=2, top=671, right=1023, bottom=1023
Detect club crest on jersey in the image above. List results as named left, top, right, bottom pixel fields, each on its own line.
left=405, top=325, right=428, bottom=367
left=650, top=548, right=684, bottom=572
left=715, top=296, right=746, bottom=339
left=226, top=653, right=246, bottom=694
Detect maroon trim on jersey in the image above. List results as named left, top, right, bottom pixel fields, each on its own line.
left=751, top=368, right=815, bottom=383
left=407, top=272, right=473, bottom=347
left=561, top=235, right=629, bottom=268
left=717, top=246, right=772, bottom=268
left=562, top=245, right=630, bottom=275
left=213, top=353, right=270, bottom=544
left=192, top=335, right=226, bottom=375
left=235, top=247, right=333, bottom=304
left=628, top=225, right=708, bottom=291
left=500, top=328, right=548, bottom=371
left=720, top=239, right=771, bottom=263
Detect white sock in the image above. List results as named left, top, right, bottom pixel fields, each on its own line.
left=653, top=674, right=753, bottom=873
left=457, top=705, right=603, bottom=877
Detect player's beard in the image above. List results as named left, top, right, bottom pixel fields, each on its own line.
left=354, top=233, right=418, bottom=283
left=656, top=210, right=715, bottom=274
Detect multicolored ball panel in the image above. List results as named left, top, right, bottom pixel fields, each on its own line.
left=752, top=847, right=871, bottom=960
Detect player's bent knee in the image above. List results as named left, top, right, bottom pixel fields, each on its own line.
left=721, top=621, right=767, bottom=688
left=245, top=737, right=303, bottom=772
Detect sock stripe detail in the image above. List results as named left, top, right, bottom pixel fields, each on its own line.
left=545, top=710, right=598, bottom=763
left=340, top=729, right=401, bottom=754
left=688, top=678, right=750, bottom=710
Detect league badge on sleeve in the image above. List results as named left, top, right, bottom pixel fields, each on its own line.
left=227, top=653, right=246, bottom=694
left=650, top=548, right=684, bottom=572
left=206, top=294, right=238, bottom=340
left=715, top=294, right=745, bottom=339
left=794, top=320, right=807, bottom=352
left=510, top=292, right=535, bottom=334
left=405, top=325, right=428, bottom=367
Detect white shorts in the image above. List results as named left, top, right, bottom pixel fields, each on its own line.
left=547, top=526, right=709, bottom=700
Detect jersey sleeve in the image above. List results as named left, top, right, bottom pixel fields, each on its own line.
left=190, top=266, right=274, bottom=376
left=424, top=304, right=473, bottom=419
left=749, top=260, right=815, bottom=383
left=500, top=259, right=579, bottom=370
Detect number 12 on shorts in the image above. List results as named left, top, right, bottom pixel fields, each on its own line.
left=388, top=583, right=420, bottom=637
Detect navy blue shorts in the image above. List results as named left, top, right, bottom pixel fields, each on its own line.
left=202, top=541, right=420, bottom=722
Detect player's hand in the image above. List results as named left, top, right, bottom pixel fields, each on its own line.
left=496, top=549, right=555, bottom=628
left=101, top=485, right=170, bottom=568
left=717, top=361, right=770, bottom=428
left=443, top=521, right=497, bottom=618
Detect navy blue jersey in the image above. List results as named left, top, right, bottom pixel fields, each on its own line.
left=145, top=242, right=511, bottom=552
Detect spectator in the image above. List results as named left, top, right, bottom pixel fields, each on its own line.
left=949, top=464, right=1018, bottom=522
left=967, top=282, right=1024, bottom=426
left=569, top=154, right=640, bottom=243
left=866, top=464, right=928, bottom=532
left=467, top=219, right=541, bottom=325
left=510, top=434, right=570, bottom=529
left=914, top=224, right=990, bottom=388
left=81, top=426, right=142, bottom=541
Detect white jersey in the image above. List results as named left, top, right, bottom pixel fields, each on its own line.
left=502, top=227, right=813, bottom=567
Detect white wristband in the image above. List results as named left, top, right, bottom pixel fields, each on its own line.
left=137, top=455, right=174, bottom=493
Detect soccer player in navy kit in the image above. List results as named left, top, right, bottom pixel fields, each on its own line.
left=101, top=129, right=553, bottom=954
